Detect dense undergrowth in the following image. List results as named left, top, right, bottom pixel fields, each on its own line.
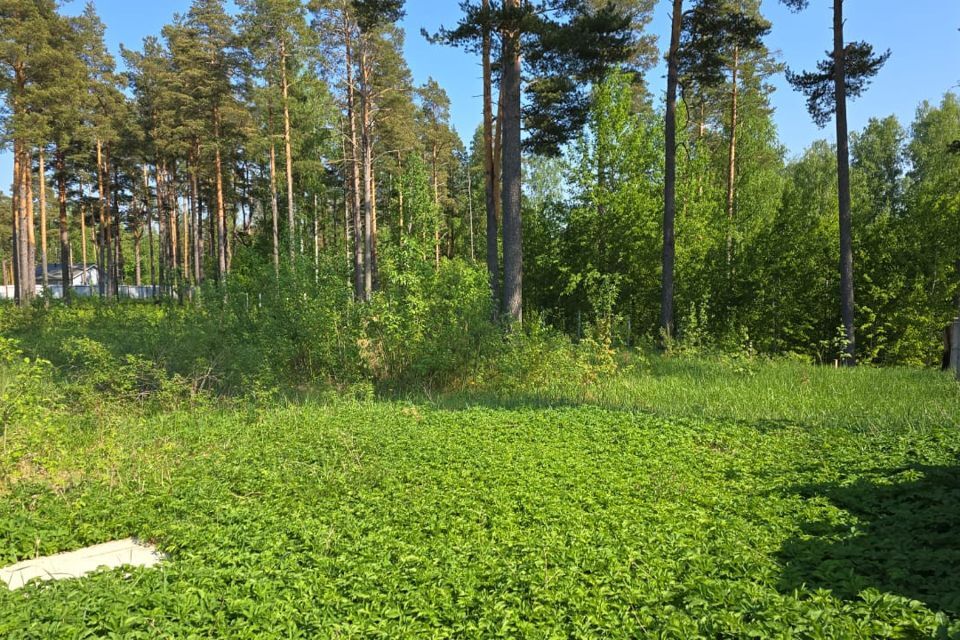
left=2, top=270, right=960, bottom=637
left=1, top=400, right=959, bottom=638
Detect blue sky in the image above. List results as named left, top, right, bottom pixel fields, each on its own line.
left=2, top=0, right=958, bottom=194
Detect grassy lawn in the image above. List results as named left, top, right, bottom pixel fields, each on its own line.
left=1, top=363, right=959, bottom=638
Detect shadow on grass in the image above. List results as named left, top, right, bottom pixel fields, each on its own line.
left=778, top=464, right=960, bottom=614
left=382, top=386, right=808, bottom=432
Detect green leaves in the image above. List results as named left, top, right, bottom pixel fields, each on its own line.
left=1, top=391, right=959, bottom=637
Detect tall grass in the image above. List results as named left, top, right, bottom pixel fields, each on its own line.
left=443, top=352, right=960, bottom=433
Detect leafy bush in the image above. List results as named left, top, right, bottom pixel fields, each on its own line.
left=0, top=337, right=55, bottom=455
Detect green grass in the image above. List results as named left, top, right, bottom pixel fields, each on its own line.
left=2, top=303, right=959, bottom=637
left=1, top=392, right=959, bottom=638
left=443, top=353, right=960, bottom=433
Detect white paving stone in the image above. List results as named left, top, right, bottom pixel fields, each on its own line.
left=0, top=538, right=163, bottom=590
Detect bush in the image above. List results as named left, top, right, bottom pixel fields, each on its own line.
left=0, top=336, right=54, bottom=440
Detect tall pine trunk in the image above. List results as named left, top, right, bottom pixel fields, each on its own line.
left=280, top=39, right=296, bottom=266
left=142, top=165, right=156, bottom=292
left=191, top=165, right=202, bottom=284
left=25, top=147, right=36, bottom=299
left=660, top=0, right=683, bottom=340
left=345, top=28, right=364, bottom=301
left=270, top=142, right=281, bottom=278
left=432, top=144, right=441, bottom=268
left=370, top=167, right=379, bottom=289
left=213, top=109, right=228, bottom=283
left=55, top=147, right=71, bottom=293
left=833, top=0, right=856, bottom=364
left=360, top=46, right=375, bottom=299
left=96, top=139, right=110, bottom=298
left=80, top=202, right=89, bottom=286
left=467, top=164, right=475, bottom=261
left=12, top=143, right=23, bottom=304
left=134, top=228, right=142, bottom=286
left=725, top=45, right=739, bottom=272
left=500, top=1, right=523, bottom=324
left=38, top=149, right=48, bottom=290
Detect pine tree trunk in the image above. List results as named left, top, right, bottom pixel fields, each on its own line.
left=500, top=2, right=523, bottom=325
left=834, top=0, right=856, bottom=364
left=189, top=168, right=203, bottom=286
left=112, top=163, right=123, bottom=292
left=397, top=152, right=405, bottom=236
left=270, top=142, right=281, bottom=278
left=433, top=144, right=441, bottom=269
left=96, top=139, right=111, bottom=298
left=370, top=167, right=379, bottom=290
left=134, top=229, right=142, bottom=286
left=467, top=165, right=475, bottom=262
left=143, top=165, right=156, bottom=292
left=11, top=143, right=22, bottom=304
left=25, top=146, right=36, bottom=299
left=55, top=147, right=71, bottom=293
left=214, top=109, right=228, bottom=282
left=165, top=162, right=179, bottom=277
left=12, top=67, right=34, bottom=304
left=726, top=45, right=739, bottom=272
left=314, top=194, right=320, bottom=283
left=360, top=46, right=374, bottom=300
left=493, top=76, right=505, bottom=310
left=191, top=166, right=202, bottom=284
left=80, top=203, right=89, bottom=287
left=38, top=148, right=48, bottom=290
left=280, top=39, right=296, bottom=266
left=661, top=0, right=683, bottom=341
left=184, top=192, right=191, bottom=287
left=345, top=27, right=364, bottom=301
left=482, top=0, right=497, bottom=313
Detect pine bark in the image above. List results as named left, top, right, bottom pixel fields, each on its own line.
left=25, top=147, right=36, bottom=299
left=11, top=144, right=22, bottom=303
left=80, top=202, right=89, bottom=286
left=142, top=165, right=156, bottom=291
left=280, top=38, right=296, bottom=265
left=833, top=0, right=856, bottom=364
left=96, top=139, right=110, bottom=297
left=345, top=27, right=364, bottom=301
left=270, top=141, right=281, bottom=278
left=360, top=46, right=374, bottom=299
left=500, top=0, right=523, bottom=324
left=55, top=148, right=71, bottom=292
left=190, top=167, right=203, bottom=285
left=191, top=166, right=202, bottom=284
left=725, top=45, right=739, bottom=271
left=38, top=149, right=48, bottom=289
left=214, top=108, right=228, bottom=282
left=432, top=142, right=441, bottom=269
left=660, top=0, right=683, bottom=340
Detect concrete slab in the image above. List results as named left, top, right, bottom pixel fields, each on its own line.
left=0, top=538, right=163, bottom=590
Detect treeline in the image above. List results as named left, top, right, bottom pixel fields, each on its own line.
left=1, top=0, right=958, bottom=367
left=0, top=0, right=479, bottom=302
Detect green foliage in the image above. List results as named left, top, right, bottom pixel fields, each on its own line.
left=0, top=337, right=54, bottom=455
left=1, top=369, right=959, bottom=636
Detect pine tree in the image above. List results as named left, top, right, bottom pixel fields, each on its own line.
left=0, top=0, right=61, bottom=303
left=783, top=0, right=890, bottom=365
left=433, top=0, right=638, bottom=324
left=238, top=0, right=309, bottom=267
left=659, top=0, right=769, bottom=340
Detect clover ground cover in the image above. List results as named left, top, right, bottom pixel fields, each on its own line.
left=1, top=401, right=958, bottom=638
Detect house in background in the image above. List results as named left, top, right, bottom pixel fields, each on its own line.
left=35, top=264, right=99, bottom=287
